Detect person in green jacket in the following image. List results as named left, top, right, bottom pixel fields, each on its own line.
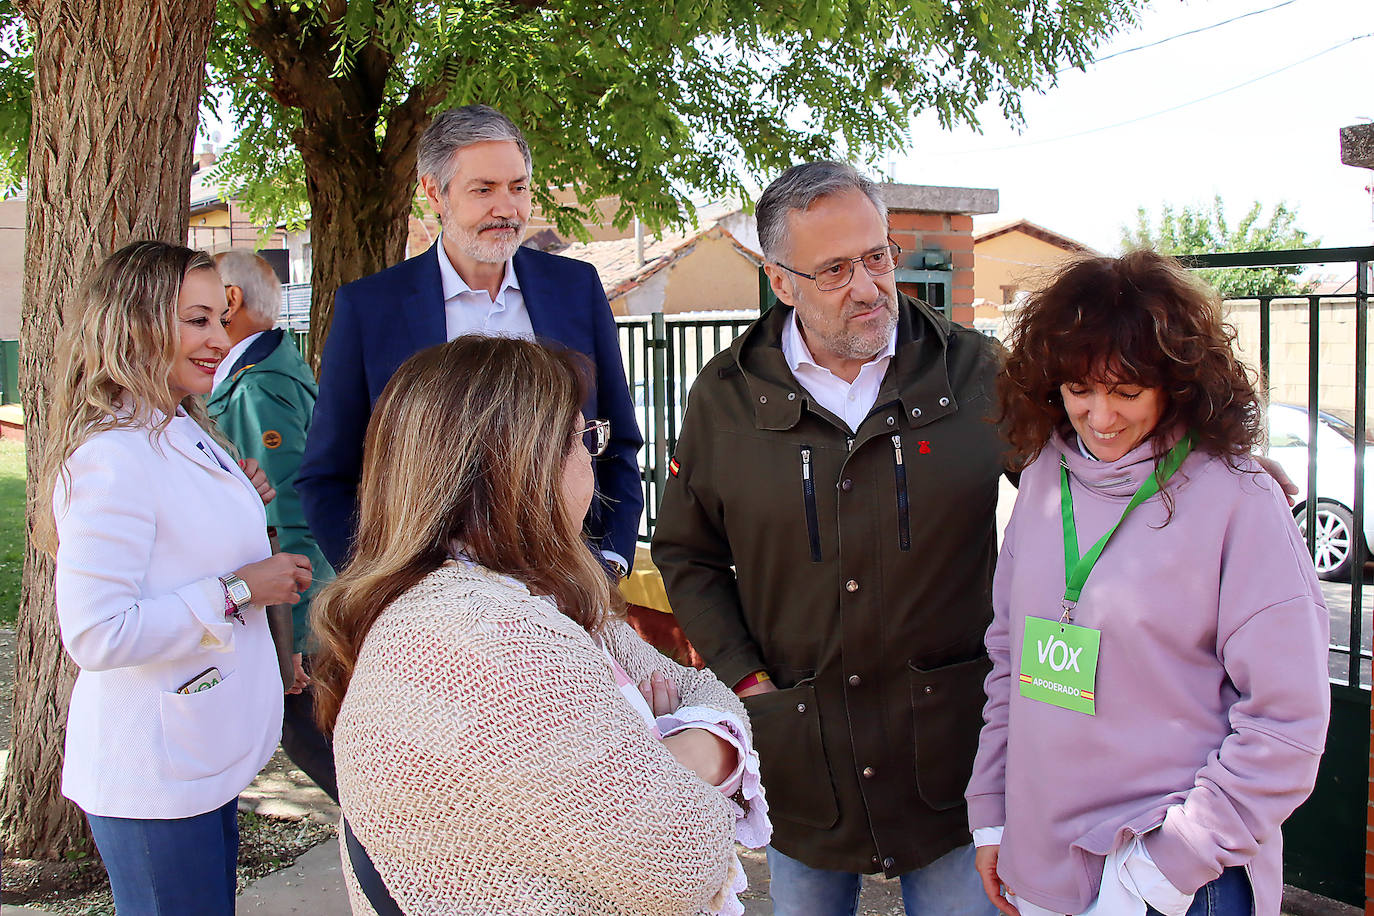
left=208, top=249, right=337, bottom=800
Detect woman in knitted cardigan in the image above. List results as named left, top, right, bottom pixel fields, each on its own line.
left=312, top=335, right=768, bottom=915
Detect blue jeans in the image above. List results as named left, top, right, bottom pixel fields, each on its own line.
left=767, top=842, right=997, bottom=916
left=86, top=797, right=238, bottom=915
left=1147, top=866, right=1252, bottom=916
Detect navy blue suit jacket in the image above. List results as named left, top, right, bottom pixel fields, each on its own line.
left=296, top=243, right=645, bottom=569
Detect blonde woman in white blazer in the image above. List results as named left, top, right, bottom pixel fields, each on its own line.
left=39, top=242, right=314, bottom=915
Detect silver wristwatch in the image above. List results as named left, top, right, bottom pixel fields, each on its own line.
left=219, top=573, right=252, bottom=611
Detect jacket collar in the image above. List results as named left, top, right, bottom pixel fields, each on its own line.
left=403, top=244, right=448, bottom=352
left=208, top=329, right=286, bottom=407
left=208, top=330, right=315, bottom=409
left=510, top=246, right=554, bottom=338
left=729, top=293, right=959, bottom=432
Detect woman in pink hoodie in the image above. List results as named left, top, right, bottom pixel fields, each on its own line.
left=966, top=250, right=1330, bottom=916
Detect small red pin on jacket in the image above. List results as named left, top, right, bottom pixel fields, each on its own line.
left=669, top=457, right=681, bottom=477
left=918, top=441, right=932, bottom=454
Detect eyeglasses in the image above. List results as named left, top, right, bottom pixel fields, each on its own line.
left=775, top=240, right=902, bottom=292
left=573, top=418, right=611, bottom=457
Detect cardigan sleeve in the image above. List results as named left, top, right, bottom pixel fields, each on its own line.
left=335, top=591, right=739, bottom=915
left=54, top=435, right=235, bottom=671
left=603, top=618, right=750, bottom=741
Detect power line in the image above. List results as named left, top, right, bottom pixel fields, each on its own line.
left=1061, top=0, right=1301, bottom=72
left=932, top=34, right=1373, bottom=156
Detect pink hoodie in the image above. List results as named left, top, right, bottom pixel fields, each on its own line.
left=965, top=431, right=1330, bottom=915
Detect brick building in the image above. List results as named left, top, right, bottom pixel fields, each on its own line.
left=877, top=183, right=999, bottom=327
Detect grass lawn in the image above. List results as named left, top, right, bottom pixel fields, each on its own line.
left=0, top=439, right=24, bottom=627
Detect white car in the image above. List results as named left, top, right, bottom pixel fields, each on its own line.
left=1267, top=402, right=1374, bottom=581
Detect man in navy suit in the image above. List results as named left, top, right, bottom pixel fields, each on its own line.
left=297, top=104, right=644, bottom=574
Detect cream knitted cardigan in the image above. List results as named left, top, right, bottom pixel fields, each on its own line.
left=335, top=561, right=746, bottom=915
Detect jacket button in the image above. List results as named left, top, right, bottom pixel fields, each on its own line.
left=759, top=395, right=767, bottom=404
left=848, top=675, right=861, bottom=686
left=886, top=416, right=895, bottom=426
left=845, top=579, right=859, bottom=592
left=787, top=392, right=796, bottom=400
left=871, top=855, right=880, bottom=865
left=883, top=857, right=895, bottom=870
left=840, top=478, right=853, bottom=491
left=862, top=766, right=875, bottom=778
left=939, top=396, right=950, bottom=407
left=923, top=685, right=934, bottom=695
left=796, top=703, right=807, bottom=713
left=911, top=407, right=922, bottom=418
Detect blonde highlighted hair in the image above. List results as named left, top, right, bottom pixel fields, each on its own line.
left=311, top=335, right=624, bottom=735
left=36, top=241, right=222, bottom=554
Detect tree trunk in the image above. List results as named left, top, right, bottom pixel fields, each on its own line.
left=1, top=0, right=215, bottom=860
left=232, top=4, right=444, bottom=371
left=297, top=139, right=413, bottom=371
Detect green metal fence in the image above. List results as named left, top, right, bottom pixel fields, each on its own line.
left=617, top=311, right=759, bottom=541
left=0, top=339, right=17, bottom=405
left=1180, top=246, right=1373, bottom=906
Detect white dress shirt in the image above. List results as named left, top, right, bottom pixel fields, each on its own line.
left=213, top=330, right=265, bottom=391
left=780, top=309, right=896, bottom=432
left=437, top=234, right=533, bottom=341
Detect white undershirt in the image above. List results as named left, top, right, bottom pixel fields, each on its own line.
left=780, top=310, right=896, bottom=432
left=436, top=234, right=532, bottom=342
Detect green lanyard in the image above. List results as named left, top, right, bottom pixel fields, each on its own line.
left=1059, top=434, right=1193, bottom=619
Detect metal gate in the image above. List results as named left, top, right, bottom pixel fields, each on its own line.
left=1180, top=246, right=1373, bottom=905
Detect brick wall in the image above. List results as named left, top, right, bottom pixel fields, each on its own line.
left=886, top=210, right=977, bottom=327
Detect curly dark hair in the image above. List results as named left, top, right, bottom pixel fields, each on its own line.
left=999, top=249, right=1260, bottom=471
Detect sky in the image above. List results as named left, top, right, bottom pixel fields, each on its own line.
left=891, top=0, right=1372, bottom=255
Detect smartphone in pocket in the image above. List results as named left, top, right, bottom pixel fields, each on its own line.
left=177, top=666, right=223, bottom=695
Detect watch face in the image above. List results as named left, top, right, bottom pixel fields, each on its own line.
left=228, top=580, right=251, bottom=604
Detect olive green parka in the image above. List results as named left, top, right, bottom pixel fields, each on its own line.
left=652, top=295, right=1006, bottom=876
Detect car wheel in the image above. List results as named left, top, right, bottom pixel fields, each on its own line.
left=1297, top=501, right=1359, bottom=581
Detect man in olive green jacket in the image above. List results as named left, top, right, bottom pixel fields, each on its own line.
left=208, top=250, right=337, bottom=800
left=653, top=162, right=1004, bottom=915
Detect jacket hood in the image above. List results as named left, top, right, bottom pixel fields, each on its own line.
left=725, top=294, right=962, bottom=433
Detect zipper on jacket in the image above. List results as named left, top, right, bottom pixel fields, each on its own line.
left=800, top=446, right=823, bottom=562
left=891, top=435, right=911, bottom=551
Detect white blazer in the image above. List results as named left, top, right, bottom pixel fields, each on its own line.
left=54, top=409, right=283, bottom=819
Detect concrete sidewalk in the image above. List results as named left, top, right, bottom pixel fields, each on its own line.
left=6, top=746, right=1357, bottom=915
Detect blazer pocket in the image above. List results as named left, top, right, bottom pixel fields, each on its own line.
left=742, top=680, right=839, bottom=829
left=159, top=671, right=252, bottom=781
left=907, top=654, right=993, bottom=811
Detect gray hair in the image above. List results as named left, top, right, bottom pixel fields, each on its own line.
left=214, top=250, right=281, bottom=325
left=756, top=161, right=888, bottom=262
left=417, top=105, right=532, bottom=194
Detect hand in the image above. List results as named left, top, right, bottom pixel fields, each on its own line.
left=662, top=727, right=738, bottom=787
left=637, top=670, right=680, bottom=717
left=1254, top=455, right=1297, bottom=506
left=234, top=553, right=312, bottom=607
left=287, top=652, right=310, bottom=695
left=239, top=458, right=277, bottom=506
left=736, top=678, right=778, bottom=699
left=975, top=845, right=1020, bottom=916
